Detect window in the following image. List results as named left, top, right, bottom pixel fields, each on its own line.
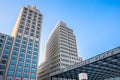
left=12, top=56, right=17, bottom=60
left=24, top=7, right=28, bottom=10
left=17, top=66, right=22, bottom=71
left=32, top=60, right=37, bottom=64
left=27, top=50, right=32, bottom=54
left=38, top=24, right=40, bottom=27
left=0, top=44, right=3, bottom=48
left=33, top=55, right=37, bottom=59
left=35, top=41, right=39, bottom=46
left=28, top=16, right=31, bottom=20
left=29, top=39, right=33, bottom=42
left=28, top=42, right=33, bottom=47
left=22, top=41, right=27, bottom=44
left=17, top=35, right=21, bottom=39
left=34, top=44, right=38, bottom=47
left=30, top=33, right=34, bottom=37
left=9, top=65, right=15, bottom=70
left=39, top=14, right=42, bottom=17
left=14, top=43, right=20, bottom=47
left=36, top=31, right=40, bottom=35
left=21, top=49, right=25, bottom=53
left=1, top=60, right=6, bottom=64
left=10, top=60, right=16, bottom=65
left=24, top=68, right=29, bottom=72
left=0, top=65, right=5, bottom=69
left=38, top=20, right=41, bottom=24
left=37, top=27, right=40, bottom=30
left=27, top=20, right=30, bottom=23
left=0, top=39, right=4, bottom=43
left=32, top=64, right=36, bottom=68
left=31, top=73, right=35, bottom=78
left=30, top=10, right=33, bottom=13
left=29, top=14, right=32, bottom=16
left=3, top=49, right=10, bottom=54
left=20, top=53, right=25, bottom=57
left=27, top=55, right=31, bottom=58
left=8, top=71, right=14, bottom=76
left=24, top=11, right=27, bottom=14
left=23, top=14, right=26, bottom=18
left=24, top=31, right=29, bottom=35
left=18, top=29, right=23, bottom=33
left=22, top=18, right=25, bottom=21
left=25, top=63, right=30, bottom=67
left=6, top=41, right=12, bottom=45
left=8, top=36, right=13, bottom=41
left=18, top=62, right=23, bottom=66
left=19, top=57, right=24, bottom=62
left=13, top=47, right=19, bottom=51
left=34, top=47, right=38, bottom=52
left=28, top=46, right=32, bottom=50
left=16, top=72, right=21, bottom=77
left=25, top=27, right=29, bottom=31
left=33, top=18, right=36, bottom=21
left=1, top=35, right=5, bottom=38
left=36, top=35, right=39, bottom=38
left=19, top=25, right=24, bottom=29
left=34, top=12, right=37, bottom=15
left=32, top=25, right=35, bottom=29
left=31, top=69, right=36, bottom=73
left=3, top=55, right=8, bottom=59
left=24, top=73, right=28, bottom=78
left=33, top=52, right=37, bottom=55
left=13, top=51, right=18, bottom=56
left=26, top=59, right=30, bottom=63
left=21, top=45, right=26, bottom=49
left=20, top=21, right=25, bottom=25
left=23, top=37, right=27, bottom=41
left=5, top=45, right=10, bottom=49
left=32, top=22, right=36, bottom=25
left=31, top=29, right=34, bottom=32
left=34, top=15, right=37, bottom=18
left=0, top=71, right=3, bottom=75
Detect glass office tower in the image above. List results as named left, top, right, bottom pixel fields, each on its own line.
left=0, top=5, right=42, bottom=80
left=0, top=33, right=14, bottom=80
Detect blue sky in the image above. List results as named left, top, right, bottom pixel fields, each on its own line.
left=0, top=0, right=120, bottom=64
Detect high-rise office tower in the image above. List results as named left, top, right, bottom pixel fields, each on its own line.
left=38, top=21, right=82, bottom=80
left=0, top=33, right=14, bottom=80
left=0, top=5, right=42, bottom=80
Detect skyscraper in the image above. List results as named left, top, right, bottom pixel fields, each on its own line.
left=0, top=5, right=42, bottom=80
left=38, top=21, right=82, bottom=80
left=0, top=33, right=14, bottom=80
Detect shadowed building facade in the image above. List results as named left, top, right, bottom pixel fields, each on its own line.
left=38, top=21, right=82, bottom=80
left=0, top=5, right=42, bottom=80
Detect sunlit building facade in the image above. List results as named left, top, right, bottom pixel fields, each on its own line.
left=38, top=21, right=82, bottom=80
left=0, top=5, right=42, bottom=80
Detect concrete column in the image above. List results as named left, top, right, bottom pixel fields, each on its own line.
left=78, top=73, right=88, bottom=80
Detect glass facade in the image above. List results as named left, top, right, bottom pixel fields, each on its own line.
left=0, top=5, right=42, bottom=80
left=0, top=33, right=14, bottom=79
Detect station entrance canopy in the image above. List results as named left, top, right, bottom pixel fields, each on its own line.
left=50, top=46, right=120, bottom=80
